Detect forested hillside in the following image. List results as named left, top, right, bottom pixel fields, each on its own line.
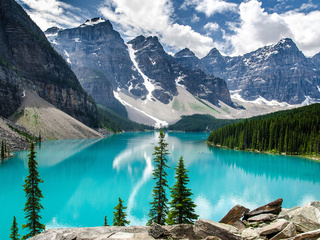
left=168, top=114, right=237, bottom=132
left=207, top=104, right=320, bottom=156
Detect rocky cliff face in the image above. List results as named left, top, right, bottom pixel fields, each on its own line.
left=127, top=35, right=233, bottom=106
left=311, top=52, right=320, bottom=69
left=175, top=38, right=320, bottom=105
left=0, top=0, right=98, bottom=126
left=45, top=18, right=145, bottom=113
left=47, top=20, right=233, bottom=109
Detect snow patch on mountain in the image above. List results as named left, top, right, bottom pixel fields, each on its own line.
left=230, top=90, right=291, bottom=107
left=80, top=18, right=106, bottom=27
left=127, top=44, right=155, bottom=101
left=114, top=91, right=168, bottom=128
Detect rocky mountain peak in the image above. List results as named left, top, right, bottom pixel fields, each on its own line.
left=44, top=27, right=62, bottom=35
left=204, top=48, right=222, bottom=58
left=80, top=17, right=109, bottom=28
left=174, top=48, right=197, bottom=59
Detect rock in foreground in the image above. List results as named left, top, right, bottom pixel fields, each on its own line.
left=30, top=200, right=320, bottom=240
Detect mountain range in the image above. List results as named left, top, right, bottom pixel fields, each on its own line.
left=1, top=0, right=320, bottom=134
left=45, top=18, right=235, bottom=126
left=175, top=39, right=320, bottom=105
left=44, top=17, right=320, bottom=126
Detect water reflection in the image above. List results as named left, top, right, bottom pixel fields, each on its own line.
left=0, top=132, right=319, bottom=240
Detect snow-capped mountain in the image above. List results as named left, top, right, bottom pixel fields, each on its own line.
left=45, top=18, right=234, bottom=126
left=175, top=38, right=320, bottom=105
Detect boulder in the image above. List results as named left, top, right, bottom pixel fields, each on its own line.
left=278, top=206, right=301, bottom=220
left=148, top=223, right=170, bottom=239
left=220, top=205, right=250, bottom=225
left=287, top=201, right=320, bottom=225
left=247, top=214, right=277, bottom=222
left=244, top=199, right=283, bottom=220
left=194, top=219, right=242, bottom=240
left=269, top=222, right=297, bottom=240
left=204, top=237, right=222, bottom=240
left=259, top=219, right=289, bottom=236
left=233, top=220, right=247, bottom=233
left=241, top=228, right=260, bottom=240
left=167, top=224, right=198, bottom=239
left=288, top=228, right=320, bottom=240
left=290, top=215, right=320, bottom=233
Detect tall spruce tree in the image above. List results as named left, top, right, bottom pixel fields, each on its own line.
left=147, top=130, right=170, bottom=225
left=112, top=197, right=130, bottom=226
left=22, top=142, right=45, bottom=239
left=1, top=140, right=4, bottom=159
left=166, top=156, right=198, bottom=225
left=9, top=216, right=20, bottom=240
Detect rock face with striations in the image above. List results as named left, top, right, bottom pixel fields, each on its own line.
left=46, top=20, right=233, bottom=109
left=45, top=18, right=144, bottom=114
left=127, top=35, right=233, bottom=106
left=0, top=0, right=98, bottom=126
left=175, top=38, right=320, bottom=105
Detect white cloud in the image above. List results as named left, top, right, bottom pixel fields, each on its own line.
left=99, top=0, right=215, bottom=58
left=181, top=0, right=238, bottom=17
left=191, top=13, right=200, bottom=23
left=204, top=22, right=220, bottom=31
left=18, top=0, right=87, bottom=30
left=225, top=0, right=320, bottom=57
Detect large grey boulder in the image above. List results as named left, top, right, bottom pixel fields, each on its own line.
left=30, top=226, right=150, bottom=240
left=290, top=215, right=320, bottom=233
left=269, top=222, right=297, bottom=240
left=287, top=201, right=320, bottom=225
left=244, top=199, right=283, bottom=220
left=259, top=219, right=289, bottom=236
left=194, top=219, right=242, bottom=240
left=220, top=205, right=250, bottom=225
left=241, top=228, right=260, bottom=240
left=167, top=224, right=198, bottom=239
left=247, top=214, right=277, bottom=222
left=287, top=228, right=320, bottom=240
left=148, top=223, right=170, bottom=239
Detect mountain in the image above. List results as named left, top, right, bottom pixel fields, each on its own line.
left=46, top=19, right=234, bottom=126
left=311, top=52, right=320, bottom=69
left=45, top=18, right=141, bottom=116
left=0, top=0, right=98, bottom=127
left=175, top=38, right=320, bottom=105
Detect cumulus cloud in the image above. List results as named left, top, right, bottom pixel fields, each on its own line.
left=225, top=0, right=320, bottom=57
left=99, top=0, right=215, bottom=57
left=204, top=22, right=220, bottom=32
left=17, top=0, right=87, bottom=30
left=191, top=13, right=200, bottom=23
left=181, top=0, right=238, bottom=17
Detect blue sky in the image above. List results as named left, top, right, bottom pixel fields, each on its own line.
left=17, top=0, right=320, bottom=58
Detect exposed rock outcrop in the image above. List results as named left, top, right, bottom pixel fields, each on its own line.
left=30, top=200, right=320, bottom=240
left=0, top=0, right=98, bottom=127
left=175, top=39, right=320, bottom=105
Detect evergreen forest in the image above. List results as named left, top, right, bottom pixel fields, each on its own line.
left=207, top=104, right=320, bottom=156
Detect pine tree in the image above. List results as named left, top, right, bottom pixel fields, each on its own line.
left=166, top=156, right=198, bottom=225
left=112, top=197, right=130, bottom=226
left=9, top=216, right=20, bottom=240
left=104, top=215, right=109, bottom=226
left=147, top=130, right=170, bottom=225
left=22, top=142, right=45, bottom=239
left=1, top=140, right=4, bottom=159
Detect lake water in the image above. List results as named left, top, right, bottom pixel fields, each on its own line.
left=0, top=132, right=320, bottom=238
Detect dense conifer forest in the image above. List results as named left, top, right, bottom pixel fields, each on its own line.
left=207, top=104, right=320, bottom=156
left=168, top=114, right=238, bottom=132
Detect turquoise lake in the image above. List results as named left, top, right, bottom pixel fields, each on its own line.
left=1, top=132, right=320, bottom=238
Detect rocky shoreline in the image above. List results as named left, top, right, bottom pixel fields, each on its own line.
left=30, top=199, right=320, bottom=240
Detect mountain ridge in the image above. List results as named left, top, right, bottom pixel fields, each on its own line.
left=175, top=38, right=320, bottom=105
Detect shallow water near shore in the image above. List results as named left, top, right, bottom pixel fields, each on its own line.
left=0, top=132, right=320, bottom=238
